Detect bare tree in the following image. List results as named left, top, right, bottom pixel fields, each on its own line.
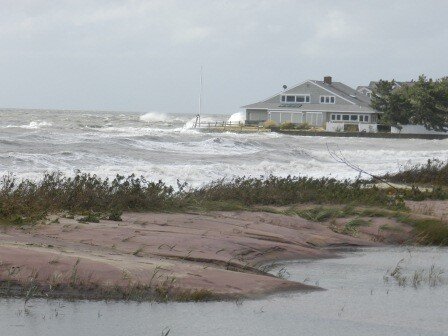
left=326, top=143, right=398, bottom=190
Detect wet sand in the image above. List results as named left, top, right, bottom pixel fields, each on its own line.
left=0, top=208, right=415, bottom=300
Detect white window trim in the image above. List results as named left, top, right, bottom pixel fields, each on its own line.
left=320, top=95, right=336, bottom=104
left=330, top=114, right=372, bottom=123
left=280, top=94, right=311, bottom=104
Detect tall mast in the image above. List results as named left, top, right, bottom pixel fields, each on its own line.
left=199, top=66, right=203, bottom=118
left=194, top=66, right=203, bottom=128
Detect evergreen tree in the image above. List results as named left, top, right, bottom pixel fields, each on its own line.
left=371, top=80, right=411, bottom=126
left=408, top=76, right=448, bottom=132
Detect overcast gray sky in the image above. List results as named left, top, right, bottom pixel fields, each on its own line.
left=0, top=0, right=447, bottom=114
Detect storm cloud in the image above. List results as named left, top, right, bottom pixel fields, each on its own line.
left=0, top=0, right=447, bottom=114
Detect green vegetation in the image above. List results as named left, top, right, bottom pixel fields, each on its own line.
left=1, top=171, right=446, bottom=225
left=295, top=122, right=311, bottom=130
left=78, top=212, right=100, bottom=223
left=107, top=209, right=123, bottom=221
left=344, top=124, right=359, bottom=132
left=0, top=279, right=217, bottom=303
left=382, top=159, right=448, bottom=187
left=0, top=171, right=447, bottom=246
left=341, top=218, right=371, bottom=236
left=292, top=205, right=448, bottom=245
left=263, top=120, right=277, bottom=129
left=397, top=215, right=448, bottom=245
left=371, top=75, right=448, bottom=131
left=277, top=122, right=311, bottom=131
left=279, top=121, right=295, bottom=130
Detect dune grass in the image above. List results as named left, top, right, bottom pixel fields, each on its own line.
left=0, top=172, right=412, bottom=225
left=382, top=159, right=448, bottom=187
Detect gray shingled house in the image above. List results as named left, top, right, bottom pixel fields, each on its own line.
left=242, top=76, right=380, bottom=131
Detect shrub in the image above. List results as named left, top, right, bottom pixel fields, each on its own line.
left=295, top=122, right=311, bottom=130
left=263, top=120, right=277, bottom=129
left=279, top=122, right=295, bottom=130
left=108, top=209, right=123, bottom=221
left=344, top=124, right=359, bottom=132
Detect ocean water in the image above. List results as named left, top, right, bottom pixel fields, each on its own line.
left=1, top=109, right=447, bottom=186
left=2, top=247, right=448, bottom=336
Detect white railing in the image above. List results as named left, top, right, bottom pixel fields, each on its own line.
left=193, top=120, right=246, bottom=128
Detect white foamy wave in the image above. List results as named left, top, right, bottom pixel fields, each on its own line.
left=139, top=112, right=186, bottom=124
left=227, top=111, right=245, bottom=123
left=3, top=121, right=53, bottom=129
left=181, top=115, right=230, bottom=130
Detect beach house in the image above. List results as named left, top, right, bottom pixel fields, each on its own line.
left=243, top=76, right=380, bottom=132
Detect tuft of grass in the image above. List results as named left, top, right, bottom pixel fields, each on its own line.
left=78, top=213, right=100, bottom=223
left=382, top=159, right=448, bottom=187
left=397, top=216, right=448, bottom=245
left=341, top=218, right=370, bottom=236
left=108, top=209, right=123, bottom=221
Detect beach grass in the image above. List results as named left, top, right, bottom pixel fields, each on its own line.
left=0, top=170, right=446, bottom=227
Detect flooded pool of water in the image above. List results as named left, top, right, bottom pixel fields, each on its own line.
left=2, top=247, right=447, bottom=336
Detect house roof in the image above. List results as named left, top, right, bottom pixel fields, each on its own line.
left=365, top=80, right=415, bottom=90
left=312, top=80, right=371, bottom=106
left=242, top=79, right=375, bottom=113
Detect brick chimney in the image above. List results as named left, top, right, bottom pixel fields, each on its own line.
left=324, top=76, right=332, bottom=85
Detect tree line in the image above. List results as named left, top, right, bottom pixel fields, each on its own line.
left=371, top=75, right=448, bottom=131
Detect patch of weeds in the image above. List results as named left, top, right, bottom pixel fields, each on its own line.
left=175, top=289, right=215, bottom=302
left=78, top=213, right=100, bottom=223
left=70, top=258, right=80, bottom=287
left=382, top=159, right=448, bottom=187
left=397, top=216, right=448, bottom=245
left=385, top=260, right=446, bottom=288
left=342, top=218, right=371, bottom=236
left=294, top=207, right=343, bottom=222
left=108, top=209, right=123, bottom=221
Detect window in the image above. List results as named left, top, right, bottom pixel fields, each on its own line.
left=280, top=95, right=310, bottom=103
left=296, top=95, right=310, bottom=103
left=320, top=96, right=335, bottom=104
left=332, top=114, right=371, bottom=123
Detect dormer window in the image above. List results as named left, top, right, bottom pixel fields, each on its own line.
left=320, top=96, right=335, bottom=104
left=280, top=94, right=310, bottom=103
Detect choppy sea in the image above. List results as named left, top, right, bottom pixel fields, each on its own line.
left=1, top=109, right=447, bottom=186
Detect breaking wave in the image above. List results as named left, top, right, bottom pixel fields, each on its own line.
left=139, top=112, right=186, bottom=124
left=3, top=121, right=53, bottom=129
